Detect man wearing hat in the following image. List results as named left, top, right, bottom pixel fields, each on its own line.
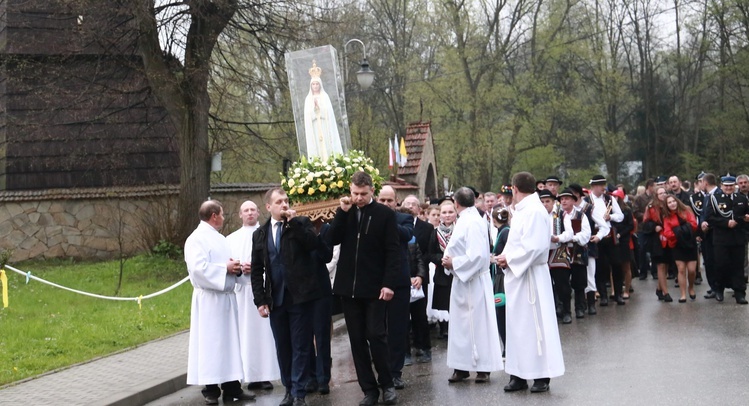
left=569, top=183, right=602, bottom=314
left=499, top=185, right=513, bottom=208
left=545, top=176, right=562, bottom=197
left=551, top=189, right=591, bottom=321
left=704, top=174, right=749, bottom=304
left=654, top=176, right=667, bottom=187
left=586, top=175, right=626, bottom=306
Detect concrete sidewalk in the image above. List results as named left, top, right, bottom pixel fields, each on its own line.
left=0, top=316, right=347, bottom=406
left=0, top=332, right=189, bottom=406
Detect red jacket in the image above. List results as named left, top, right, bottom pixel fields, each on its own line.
left=662, top=210, right=697, bottom=249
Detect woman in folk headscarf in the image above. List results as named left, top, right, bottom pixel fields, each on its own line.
left=427, top=200, right=457, bottom=338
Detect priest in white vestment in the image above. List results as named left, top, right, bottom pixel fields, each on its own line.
left=184, top=200, right=255, bottom=404
left=226, top=200, right=280, bottom=390
left=498, top=173, right=565, bottom=393
left=441, top=187, right=503, bottom=384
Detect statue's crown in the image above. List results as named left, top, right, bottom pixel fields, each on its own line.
left=309, top=60, right=322, bottom=79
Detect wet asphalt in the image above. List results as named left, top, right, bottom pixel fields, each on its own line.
left=145, top=277, right=749, bottom=406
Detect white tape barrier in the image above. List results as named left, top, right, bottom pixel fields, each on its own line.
left=4, top=264, right=189, bottom=304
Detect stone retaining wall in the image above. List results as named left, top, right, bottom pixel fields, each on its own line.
left=0, top=184, right=275, bottom=262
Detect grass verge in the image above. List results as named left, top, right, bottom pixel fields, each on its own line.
left=0, top=255, right=191, bottom=386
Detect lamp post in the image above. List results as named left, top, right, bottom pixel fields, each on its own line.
left=343, top=39, right=375, bottom=90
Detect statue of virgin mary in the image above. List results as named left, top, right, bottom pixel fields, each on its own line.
left=303, top=61, right=343, bottom=160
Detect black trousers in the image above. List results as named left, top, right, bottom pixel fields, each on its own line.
left=407, top=287, right=431, bottom=354
left=387, top=287, right=410, bottom=379
left=308, top=295, right=332, bottom=386
left=702, top=232, right=717, bottom=291
left=550, top=263, right=587, bottom=313
left=202, top=381, right=241, bottom=398
left=714, top=244, right=747, bottom=295
left=637, top=232, right=653, bottom=276
left=269, top=300, right=314, bottom=398
left=340, top=296, right=393, bottom=394
left=596, top=237, right=623, bottom=297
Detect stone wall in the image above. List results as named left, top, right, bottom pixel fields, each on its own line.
left=0, top=184, right=276, bottom=262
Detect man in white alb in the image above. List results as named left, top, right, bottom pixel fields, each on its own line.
left=184, top=200, right=256, bottom=405
left=441, top=187, right=503, bottom=384
left=226, top=200, right=280, bottom=391
left=497, top=172, right=565, bottom=393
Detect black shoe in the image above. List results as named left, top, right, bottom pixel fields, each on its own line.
left=530, top=379, right=550, bottom=393
left=359, top=392, right=379, bottom=406
left=416, top=350, right=432, bottom=363
left=292, top=398, right=306, bottom=406
left=704, top=290, right=716, bottom=299
left=638, top=273, right=648, bottom=280
left=674, top=282, right=680, bottom=288
left=716, top=290, right=724, bottom=302
left=679, top=297, right=687, bottom=303
left=280, top=392, right=294, bottom=406
left=393, top=377, right=405, bottom=389
left=690, top=294, right=696, bottom=300
left=737, top=297, right=748, bottom=305
left=652, top=273, right=658, bottom=280
left=223, top=391, right=256, bottom=403
left=663, top=293, right=673, bottom=303
left=382, top=387, right=398, bottom=405
left=260, top=381, right=273, bottom=390
left=246, top=382, right=263, bottom=390
left=204, top=395, right=219, bottom=405
left=305, top=381, right=318, bottom=393
left=586, top=292, right=597, bottom=315
left=615, top=295, right=626, bottom=305
left=599, top=296, right=608, bottom=306
left=448, top=369, right=470, bottom=383
left=575, top=309, right=585, bottom=319
left=561, top=313, right=572, bottom=324
left=504, top=376, right=529, bottom=392
left=656, top=289, right=664, bottom=300
left=319, top=383, right=330, bottom=395
left=475, top=372, right=490, bottom=383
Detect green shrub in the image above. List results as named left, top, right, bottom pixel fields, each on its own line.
left=151, top=239, right=183, bottom=259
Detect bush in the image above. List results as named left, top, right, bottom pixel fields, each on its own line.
left=151, top=240, right=183, bottom=260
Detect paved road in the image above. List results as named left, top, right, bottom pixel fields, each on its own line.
left=145, top=278, right=749, bottom=406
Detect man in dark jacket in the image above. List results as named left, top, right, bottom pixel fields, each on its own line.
left=251, top=187, right=321, bottom=406
left=329, top=171, right=402, bottom=406
left=377, top=185, right=414, bottom=390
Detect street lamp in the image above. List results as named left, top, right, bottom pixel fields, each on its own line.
left=344, top=39, right=375, bottom=90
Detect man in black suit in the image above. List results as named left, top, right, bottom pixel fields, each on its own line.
left=377, top=186, right=414, bottom=390
left=329, top=171, right=402, bottom=406
left=401, top=195, right=434, bottom=364
left=251, top=187, right=321, bottom=406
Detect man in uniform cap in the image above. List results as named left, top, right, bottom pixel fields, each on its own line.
left=654, top=176, right=667, bottom=187
left=704, top=174, right=749, bottom=304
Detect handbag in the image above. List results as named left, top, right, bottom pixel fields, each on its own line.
left=410, top=285, right=425, bottom=303
left=675, top=217, right=696, bottom=250
left=549, top=246, right=572, bottom=269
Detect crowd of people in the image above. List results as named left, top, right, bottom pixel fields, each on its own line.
left=181, top=169, right=749, bottom=406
